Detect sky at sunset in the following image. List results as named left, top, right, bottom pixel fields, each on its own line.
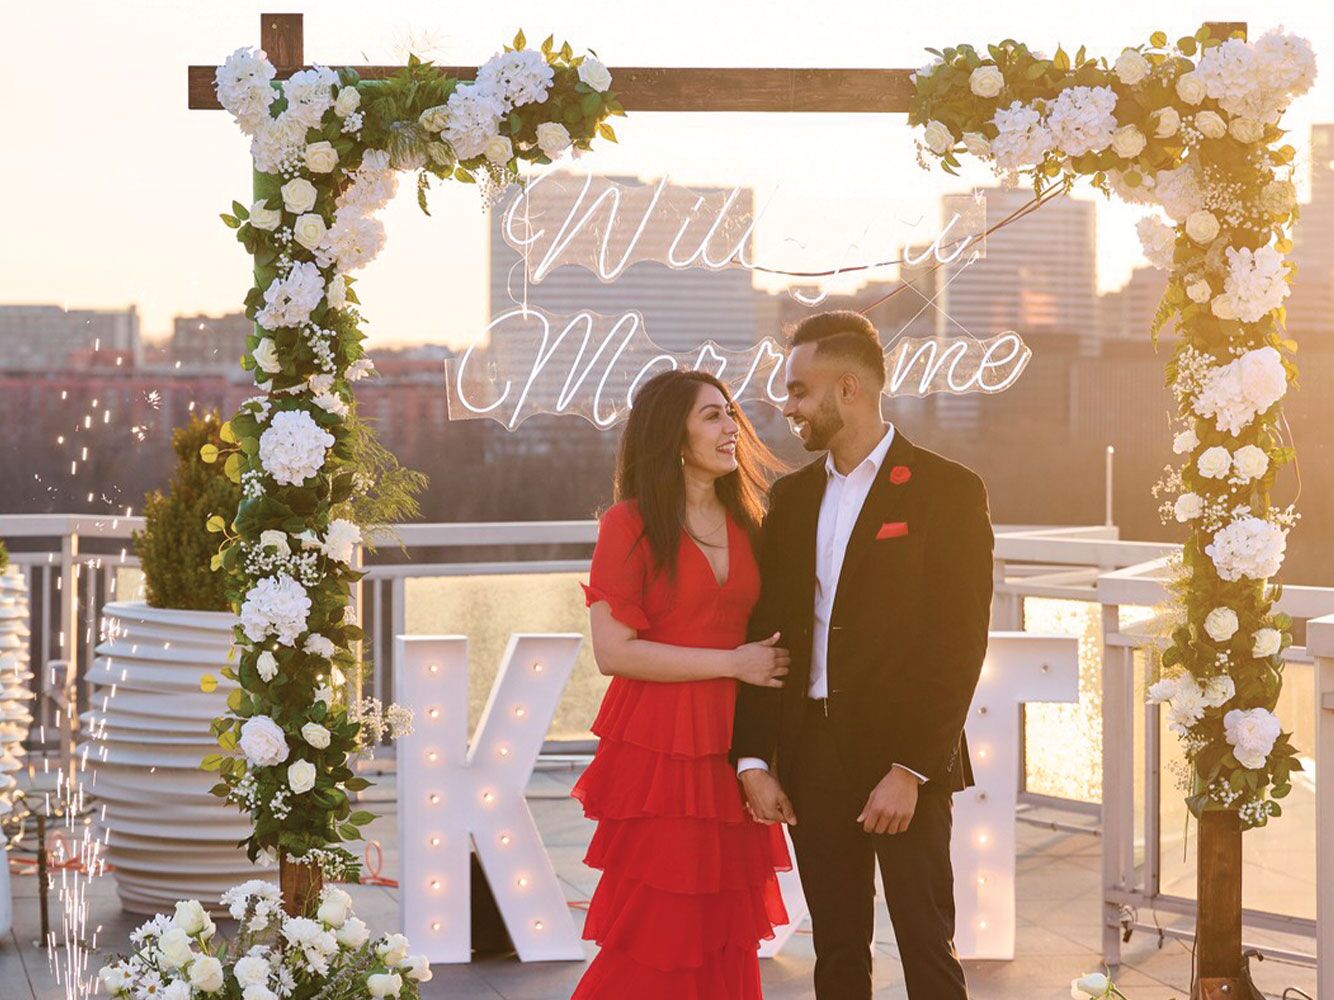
left=6, top=0, right=1334, bottom=349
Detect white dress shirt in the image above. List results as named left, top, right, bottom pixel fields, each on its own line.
left=738, top=424, right=927, bottom=784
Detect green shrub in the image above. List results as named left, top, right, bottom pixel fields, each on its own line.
left=132, top=412, right=239, bottom=611
left=0, top=540, right=8, bottom=573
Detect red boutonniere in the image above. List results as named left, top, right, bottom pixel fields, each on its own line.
left=889, top=465, right=912, bottom=485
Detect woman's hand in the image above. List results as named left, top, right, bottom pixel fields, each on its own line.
left=731, top=632, right=791, bottom=687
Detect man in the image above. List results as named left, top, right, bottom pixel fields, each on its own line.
left=732, top=310, right=994, bottom=999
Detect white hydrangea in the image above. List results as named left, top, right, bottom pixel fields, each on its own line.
left=1223, top=707, right=1282, bottom=769
left=989, top=101, right=1052, bottom=171
left=476, top=48, right=554, bottom=110
left=1206, top=515, right=1288, bottom=582
left=322, top=519, right=362, bottom=563
left=1172, top=428, right=1199, bottom=454
left=1152, top=164, right=1206, bottom=221
left=258, top=409, right=335, bottom=486
left=303, top=633, right=336, bottom=658
left=1136, top=215, right=1177, bottom=271
left=1197, top=31, right=1317, bottom=126
left=1045, top=85, right=1118, bottom=156
left=440, top=83, right=506, bottom=160
left=1192, top=346, right=1288, bottom=436
left=1174, top=492, right=1204, bottom=522
left=216, top=47, right=277, bottom=135
left=255, top=262, right=325, bottom=332
left=249, top=114, right=309, bottom=175
left=1215, top=246, right=1290, bottom=324
left=318, top=210, right=387, bottom=273
left=240, top=573, right=312, bottom=646
left=281, top=66, right=338, bottom=131
left=337, top=149, right=398, bottom=217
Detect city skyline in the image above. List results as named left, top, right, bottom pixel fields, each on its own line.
left=7, top=3, right=1334, bottom=349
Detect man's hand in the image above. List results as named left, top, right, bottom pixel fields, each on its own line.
left=856, top=767, right=920, bottom=835
left=739, top=769, right=797, bottom=826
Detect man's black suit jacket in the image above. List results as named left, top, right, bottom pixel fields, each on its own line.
left=731, top=428, right=995, bottom=798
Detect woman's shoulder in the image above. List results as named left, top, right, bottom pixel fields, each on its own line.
left=599, top=498, right=643, bottom=528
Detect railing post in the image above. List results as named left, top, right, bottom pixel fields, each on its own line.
left=1101, top=601, right=1132, bottom=967
left=1308, top=614, right=1334, bottom=1000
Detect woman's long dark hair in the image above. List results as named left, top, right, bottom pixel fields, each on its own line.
left=612, top=369, right=786, bottom=579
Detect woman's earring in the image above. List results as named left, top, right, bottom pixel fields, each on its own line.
left=679, top=454, right=685, bottom=468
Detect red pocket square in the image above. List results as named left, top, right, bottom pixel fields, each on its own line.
left=876, top=521, right=910, bottom=540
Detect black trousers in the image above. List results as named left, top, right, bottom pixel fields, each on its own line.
left=788, top=699, right=968, bottom=999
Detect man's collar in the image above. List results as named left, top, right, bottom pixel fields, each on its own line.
left=825, top=423, right=896, bottom=480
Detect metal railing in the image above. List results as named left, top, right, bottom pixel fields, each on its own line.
left=2, top=512, right=1331, bottom=968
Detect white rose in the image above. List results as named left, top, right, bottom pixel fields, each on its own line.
left=162, top=982, right=191, bottom=1000
left=403, top=955, right=433, bottom=982
left=1114, top=48, right=1151, bottom=85
left=288, top=759, right=317, bottom=794
left=1176, top=70, right=1206, bottom=105
left=173, top=899, right=210, bottom=936
left=292, top=212, right=328, bottom=251
left=1174, top=492, right=1204, bottom=522
left=1154, top=107, right=1181, bottom=138
left=337, top=916, right=370, bottom=948
left=922, top=119, right=953, bottom=155
left=577, top=56, right=612, bottom=93
left=334, top=86, right=361, bottom=117
left=1071, top=972, right=1111, bottom=997
left=190, top=955, right=225, bottom=994
left=1204, top=607, right=1239, bottom=642
left=234, top=955, right=270, bottom=988
left=280, top=177, right=318, bottom=214
left=259, top=530, right=290, bottom=555
left=1232, top=444, right=1269, bottom=481
left=1194, top=110, right=1226, bottom=139
left=1211, top=295, right=1238, bottom=321
left=252, top=337, right=282, bottom=375
left=1172, top=428, right=1199, bottom=454
left=483, top=134, right=513, bottom=166
left=239, top=715, right=290, bottom=767
left=1197, top=445, right=1232, bottom=480
left=1229, top=117, right=1264, bottom=144
left=304, top=141, right=339, bottom=173
left=256, top=650, right=279, bottom=682
left=962, top=131, right=992, bottom=157
left=302, top=722, right=331, bottom=749
left=326, top=275, right=347, bottom=310
left=1252, top=628, right=1282, bottom=659
left=535, top=121, right=572, bottom=158
left=250, top=200, right=281, bottom=231
left=243, top=987, right=278, bottom=1000
left=1261, top=180, right=1297, bottom=216
left=1202, top=674, right=1235, bottom=708
left=1184, top=209, right=1220, bottom=245
left=1186, top=278, right=1212, bottom=303
left=418, top=104, right=450, bottom=132
left=317, top=887, right=352, bottom=927
left=377, top=933, right=411, bottom=966
left=367, top=973, right=403, bottom=999
left=1111, top=124, right=1146, bottom=159
left=157, top=927, right=194, bottom=969
left=969, top=65, right=1005, bottom=98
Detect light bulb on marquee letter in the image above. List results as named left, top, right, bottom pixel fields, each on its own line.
left=396, top=633, right=584, bottom=964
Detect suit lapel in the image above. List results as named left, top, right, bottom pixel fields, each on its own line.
left=787, top=457, right=827, bottom=637
left=830, top=429, right=917, bottom=620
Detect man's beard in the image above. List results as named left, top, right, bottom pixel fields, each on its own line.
left=801, top=393, right=844, bottom=452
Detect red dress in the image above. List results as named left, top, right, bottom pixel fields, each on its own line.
left=571, top=500, right=791, bottom=1000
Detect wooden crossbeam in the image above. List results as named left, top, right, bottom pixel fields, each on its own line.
left=187, top=14, right=1243, bottom=114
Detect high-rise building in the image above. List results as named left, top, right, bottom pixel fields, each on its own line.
left=169, top=312, right=254, bottom=370
left=0, top=305, right=140, bottom=369
left=488, top=174, right=766, bottom=354
left=938, top=188, right=1098, bottom=355
left=1096, top=265, right=1170, bottom=344
left=1288, top=124, right=1334, bottom=345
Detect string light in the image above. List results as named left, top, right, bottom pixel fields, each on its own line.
left=513, top=706, right=526, bottom=718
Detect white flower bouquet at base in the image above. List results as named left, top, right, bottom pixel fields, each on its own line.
left=99, top=882, right=431, bottom=1000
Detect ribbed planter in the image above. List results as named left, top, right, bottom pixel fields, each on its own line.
left=0, top=566, right=34, bottom=815
left=85, top=601, right=261, bottom=914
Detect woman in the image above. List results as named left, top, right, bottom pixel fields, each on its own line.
left=571, top=369, right=792, bottom=999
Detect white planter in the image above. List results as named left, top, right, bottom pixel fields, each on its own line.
left=0, top=566, right=33, bottom=813
left=86, top=600, right=263, bottom=914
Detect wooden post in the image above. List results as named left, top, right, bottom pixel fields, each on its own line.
left=279, top=854, right=324, bottom=917
left=1195, top=810, right=1243, bottom=985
